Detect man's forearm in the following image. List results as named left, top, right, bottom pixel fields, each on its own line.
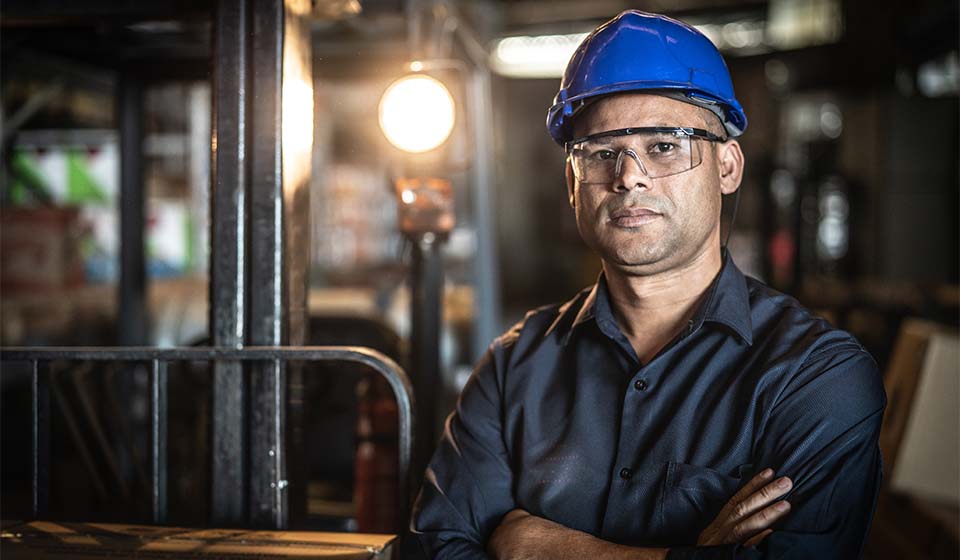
left=488, top=510, right=668, bottom=560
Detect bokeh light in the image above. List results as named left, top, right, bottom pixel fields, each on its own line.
left=378, top=74, right=455, bottom=153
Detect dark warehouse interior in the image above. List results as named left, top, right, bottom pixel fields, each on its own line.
left=0, top=0, right=957, bottom=558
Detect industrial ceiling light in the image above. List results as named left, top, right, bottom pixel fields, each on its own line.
left=491, top=33, right=588, bottom=78
left=378, top=73, right=455, bottom=153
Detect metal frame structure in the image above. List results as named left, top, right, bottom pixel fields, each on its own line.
left=209, top=0, right=314, bottom=528
left=2, top=0, right=417, bottom=534
left=1, top=346, right=414, bottom=528
left=210, top=0, right=251, bottom=525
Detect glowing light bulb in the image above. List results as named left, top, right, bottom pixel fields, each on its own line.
left=378, top=74, right=455, bottom=153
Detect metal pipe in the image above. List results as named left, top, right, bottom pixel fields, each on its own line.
left=443, top=6, right=504, bottom=358
left=150, top=359, right=168, bottom=524
left=466, top=67, right=502, bottom=360
left=409, top=235, right=444, bottom=486
left=31, top=360, right=49, bottom=518
left=3, top=346, right=415, bottom=521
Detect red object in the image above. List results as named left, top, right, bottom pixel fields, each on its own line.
left=768, top=228, right=795, bottom=287
left=1, top=207, right=85, bottom=294
left=354, top=375, right=400, bottom=533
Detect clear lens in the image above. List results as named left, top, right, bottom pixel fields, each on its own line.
left=569, top=130, right=704, bottom=182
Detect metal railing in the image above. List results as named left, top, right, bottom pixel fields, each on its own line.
left=0, top=346, right=414, bottom=527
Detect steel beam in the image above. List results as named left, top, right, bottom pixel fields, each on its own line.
left=247, top=0, right=312, bottom=529
left=211, top=0, right=312, bottom=528
left=117, top=76, right=148, bottom=346
left=409, top=235, right=444, bottom=486
left=247, top=0, right=287, bottom=530
left=210, top=0, right=249, bottom=525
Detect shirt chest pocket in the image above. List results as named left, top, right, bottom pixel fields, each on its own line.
left=656, top=462, right=745, bottom=545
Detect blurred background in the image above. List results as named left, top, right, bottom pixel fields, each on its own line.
left=0, top=0, right=957, bottom=558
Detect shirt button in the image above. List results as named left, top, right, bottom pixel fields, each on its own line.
left=634, top=379, right=648, bottom=391
left=619, top=467, right=633, bottom=479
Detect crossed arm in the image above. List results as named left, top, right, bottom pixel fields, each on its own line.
left=487, top=469, right=794, bottom=560
left=411, top=346, right=885, bottom=559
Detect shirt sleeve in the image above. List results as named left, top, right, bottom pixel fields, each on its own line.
left=410, top=346, right=516, bottom=559
left=668, top=344, right=886, bottom=560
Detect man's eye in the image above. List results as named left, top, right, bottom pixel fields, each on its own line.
left=648, top=142, right=677, bottom=154
left=591, top=149, right=618, bottom=160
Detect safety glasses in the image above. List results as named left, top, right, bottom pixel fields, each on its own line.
left=566, top=127, right=726, bottom=183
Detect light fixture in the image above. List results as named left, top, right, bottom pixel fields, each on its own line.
left=378, top=73, right=456, bottom=154
left=490, top=33, right=588, bottom=78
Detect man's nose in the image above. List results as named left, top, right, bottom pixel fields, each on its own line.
left=613, top=149, right=652, bottom=193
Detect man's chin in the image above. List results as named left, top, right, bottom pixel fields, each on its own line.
left=602, top=249, right=674, bottom=276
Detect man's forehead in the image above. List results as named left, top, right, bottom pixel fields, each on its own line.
left=573, top=93, right=709, bottom=136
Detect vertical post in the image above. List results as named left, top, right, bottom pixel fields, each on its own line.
left=31, top=360, right=49, bottom=518
left=117, top=76, right=148, bottom=346
left=247, top=0, right=312, bottom=529
left=467, top=68, right=502, bottom=360
left=248, top=0, right=286, bottom=529
left=149, top=359, right=168, bottom=524
left=210, top=0, right=249, bottom=525
left=410, top=234, right=444, bottom=485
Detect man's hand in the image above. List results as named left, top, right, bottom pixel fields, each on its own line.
left=697, top=468, right=793, bottom=548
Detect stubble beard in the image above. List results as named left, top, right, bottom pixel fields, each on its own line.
left=580, top=207, right=718, bottom=277
left=603, top=227, right=683, bottom=276
left=577, top=211, right=681, bottom=276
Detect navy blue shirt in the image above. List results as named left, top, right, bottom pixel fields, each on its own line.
left=412, top=254, right=885, bottom=559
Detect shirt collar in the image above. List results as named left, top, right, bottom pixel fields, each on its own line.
left=563, top=251, right=753, bottom=346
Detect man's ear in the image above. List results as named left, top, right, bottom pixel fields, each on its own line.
left=717, top=140, right=745, bottom=195
left=565, top=158, right=576, bottom=209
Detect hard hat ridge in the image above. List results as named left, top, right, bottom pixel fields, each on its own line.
left=546, top=10, right=747, bottom=145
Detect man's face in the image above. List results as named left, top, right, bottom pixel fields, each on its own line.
left=566, top=93, right=741, bottom=276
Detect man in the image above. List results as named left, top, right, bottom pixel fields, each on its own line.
left=411, top=10, right=885, bottom=559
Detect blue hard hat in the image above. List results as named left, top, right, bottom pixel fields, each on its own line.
left=547, top=10, right=747, bottom=144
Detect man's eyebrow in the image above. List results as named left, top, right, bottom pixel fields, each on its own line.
left=650, top=124, right=698, bottom=131
left=587, top=127, right=692, bottom=142
left=591, top=136, right=619, bottom=145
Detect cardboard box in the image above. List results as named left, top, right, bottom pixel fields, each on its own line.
left=1, top=207, right=85, bottom=294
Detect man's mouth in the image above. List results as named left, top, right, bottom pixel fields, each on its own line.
left=609, top=207, right=662, bottom=227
